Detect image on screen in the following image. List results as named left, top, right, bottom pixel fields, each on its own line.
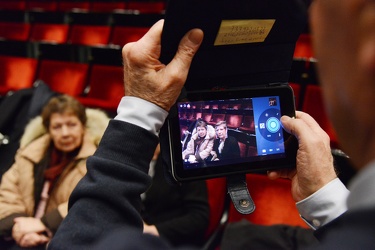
left=178, top=96, right=286, bottom=170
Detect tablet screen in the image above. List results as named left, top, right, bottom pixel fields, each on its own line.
left=166, top=85, right=298, bottom=181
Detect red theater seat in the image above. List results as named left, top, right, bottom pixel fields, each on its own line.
left=225, top=114, right=243, bottom=129
left=57, top=1, right=90, bottom=12
left=204, top=177, right=228, bottom=240
left=29, top=23, right=69, bottom=44
left=302, top=84, right=338, bottom=147
left=239, top=115, right=255, bottom=133
left=208, top=113, right=226, bottom=126
left=110, top=12, right=161, bottom=46
left=67, top=12, right=112, bottom=46
left=68, top=25, right=111, bottom=46
left=294, top=33, right=314, bottom=59
left=0, top=56, right=38, bottom=95
left=0, top=0, right=26, bottom=10
left=37, top=59, right=88, bottom=97
left=90, top=1, right=126, bottom=12
left=227, top=173, right=309, bottom=228
left=110, top=26, right=149, bottom=46
left=0, top=22, right=31, bottom=41
left=126, top=1, right=166, bottom=14
left=202, top=112, right=212, bottom=123
left=78, top=64, right=124, bottom=112
left=26, top=0, right=58, bottom=11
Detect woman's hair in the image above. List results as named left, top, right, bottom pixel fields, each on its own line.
left=41, top=95, right=87, bottom=129
left=196, top=120, right=207, bottom=128
left=215, top=120, right=227, bottom=129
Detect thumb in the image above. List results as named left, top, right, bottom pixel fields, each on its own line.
left=280, top=115, right=296, bottom=136
left=167, top=29, right=204, bottom=79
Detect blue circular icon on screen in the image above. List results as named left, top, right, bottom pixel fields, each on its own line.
left=258, top=108, right=283, bottom=141
left=266, top=117, right=280, bottom=133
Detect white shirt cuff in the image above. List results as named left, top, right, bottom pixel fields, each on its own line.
left=296, top=178, right=349, bottom=229
left=114, top=96, right=168, bottom=136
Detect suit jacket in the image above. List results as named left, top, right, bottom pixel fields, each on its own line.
left=212, top=136, right=241, bottom=160
left=313, top=208, right=375, bottom=249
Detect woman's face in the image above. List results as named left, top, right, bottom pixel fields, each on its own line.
left=197, top=126, right=207, bottom=138
left=49, top=112, right=85, bottom=153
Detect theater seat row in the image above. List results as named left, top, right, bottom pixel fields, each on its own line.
left=0, top=0, right=166, bottom=14
left=0, top=55, right=124, bottom=113
left=0, top=10, right=162, bottom=47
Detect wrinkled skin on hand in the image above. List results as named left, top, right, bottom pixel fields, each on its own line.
left=122, top=19, right=204, bottom=111
left=268, top=111, right=337, bottom=202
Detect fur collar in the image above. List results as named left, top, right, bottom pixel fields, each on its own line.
left=191, top=124, right=216, bottom=140
left=20, top=108, right=110, bottom=148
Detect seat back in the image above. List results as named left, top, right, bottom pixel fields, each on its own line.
left=90, top=1, right=126, bottom=12
left=110, top=26, right=149, bottom=46
left=67, top=12, right=112, bottom=46
left=110, top=12, right=162, bottom=46
left=37, top=59, right=88, bottom=96
left=0, top=0, right=26, bottom=10
left=26, top=0, right=58, bottom=11
left=225, top=114, right=243, bottom=129
left=57, top=1, right=90, bottom=12
left=0, top=56, right=38, bottom=95
left=294, top=33, right=314, bottom=59
left=126, top=1, right=166, bottom=14
left=69, top=25, right=111, bottom=46
left=30, top=23, right=70, bottom=44
left=0, top=22, right=31, bottom=41
left=78, top=64, right=124, bottom=111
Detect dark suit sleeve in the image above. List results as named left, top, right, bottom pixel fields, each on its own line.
left=48, top=120, right=160, bottom=250
left=312, top=209, right=375, bottom=249
left=155, top=180, right=209, bottom=246
left=222, top=136, right=240, bottom=159
left=142, top=157, right=209, bottom=247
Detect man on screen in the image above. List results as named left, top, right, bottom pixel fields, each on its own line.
left=210, top=121, right=241, bottom=161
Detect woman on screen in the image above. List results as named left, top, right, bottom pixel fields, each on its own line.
left=182, top=120, right=215, bottom=163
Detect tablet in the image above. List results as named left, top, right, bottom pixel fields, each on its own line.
left=166, top=85, right=297, bottom=181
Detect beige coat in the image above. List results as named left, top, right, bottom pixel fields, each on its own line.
left=0, top=109, right=109, bottom=221
left=182, top=125, right=216, bottom=161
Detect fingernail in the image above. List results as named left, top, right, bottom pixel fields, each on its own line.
left=188, top=29, right=203, bottom=45
left=280, top=116, right=290, bottom=123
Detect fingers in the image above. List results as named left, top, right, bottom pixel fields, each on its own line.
left=13, top=217, right=47, bottom=236
left=122, top=19, right=164, bottom=67
left=267, top=168, right=296, bottom=180
left=166, top=29, right=204, bottom=79
left=281, top=111, right=330, bottom=144
left=18, top=233, right=50, bottom=248
left=121, top=19, right=204, bottom=111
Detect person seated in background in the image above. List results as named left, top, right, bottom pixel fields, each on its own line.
left=142, top=144, right=210, bottom=247
left=0, top=95, right=109, bottom=249
left=210, top=121, right=240, bottom=161
left=182, top=120, right=215, bottom=163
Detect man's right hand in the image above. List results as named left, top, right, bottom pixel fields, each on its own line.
left=268, top=111, right=337, bottom=202
left=122, top=19, right=204, bottom=111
